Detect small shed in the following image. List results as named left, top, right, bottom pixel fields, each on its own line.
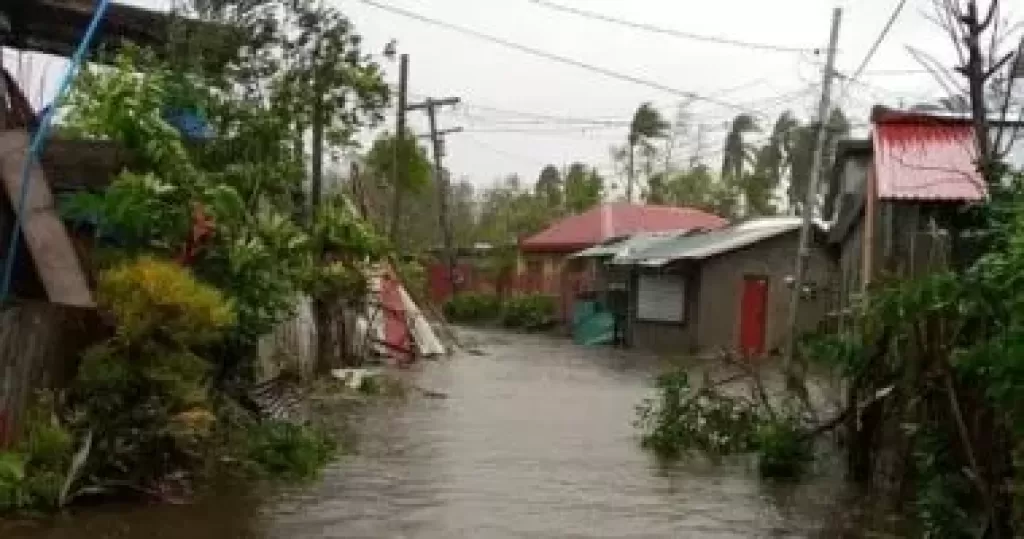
left=613, top=217, right=833, bottom=357
left=823, top=106, right=1024, bottom=330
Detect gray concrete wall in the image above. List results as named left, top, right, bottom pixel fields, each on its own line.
left=694, top=231, right=833, bottom=355
left=627, top=267, right=700, bottom=356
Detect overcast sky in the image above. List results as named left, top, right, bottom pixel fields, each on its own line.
left=7, top=0, right=1022, bottom=189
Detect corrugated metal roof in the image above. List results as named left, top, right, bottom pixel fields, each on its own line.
left=613, top=217, right=805, bottom=267
left=569, top=229, right=691, bottom=259
left=873, top=121, right=986, bottom=202
left=520, top=203, right=727, bottom=253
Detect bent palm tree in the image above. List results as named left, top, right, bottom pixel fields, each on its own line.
left=627, top=103, right=669, bottom=202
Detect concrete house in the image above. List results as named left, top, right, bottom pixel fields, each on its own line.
left=611, top=217, right=833, bottom=357
left=518, top=203, right=726, bottom=320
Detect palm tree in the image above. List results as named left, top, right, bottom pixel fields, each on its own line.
left=627, top=103, right=669, bottom=202
left=721, top=114, right=760, bottom=183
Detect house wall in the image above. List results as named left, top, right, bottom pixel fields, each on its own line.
left=627, top=266, right=701, bottom=355
left=695, top=231, right=833, bottom=355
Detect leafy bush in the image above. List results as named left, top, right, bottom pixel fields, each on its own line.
left=61, top=256, right=236, bottom=494
left=634, top=370, right=760, bottom=460
left=755, top=419, right=813, bottom=479
left=243, top=421, right=336, bottom=481
left=501, top=294, right=557, bottom=330
left=443, top=292, right=502, bottom=323
left=98, top=256, right=236, bottom=345
left=635, top=369, right=814, bottom=478
left=0, top=394, right=76, bottom=512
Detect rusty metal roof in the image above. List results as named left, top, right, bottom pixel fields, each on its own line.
left=873, top=118, right=986, bottom=202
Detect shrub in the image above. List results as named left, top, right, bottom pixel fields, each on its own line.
left=501, top=294, right=557, bottom=330
left=755, top=419, right=813, bottom=479
left=243, top=421, right=336, bottom=481
left=634, top=369, right=815, bottom=478
left=634, top=370, right=760, bottom=460
left=0, top=394, right=76, bottom=512
left=443, top=292, right=502, bottom=323
left=98, top=256, right=236, bottom=345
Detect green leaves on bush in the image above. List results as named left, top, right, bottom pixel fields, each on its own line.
left=443, top=292, right=556, bottom=330
left=501, top=294, right=556, bottom=330
left=243, top=421, right=336, bottom=481
left=634, top=369, right=814, bottom=478
left=0, top=394, right=76, bottom=512
left=443, top=292, right=502, bottom=323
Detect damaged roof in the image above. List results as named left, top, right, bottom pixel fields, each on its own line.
left=613, top=217, right=817, bottom=268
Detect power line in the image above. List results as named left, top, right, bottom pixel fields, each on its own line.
left=528, top=0, right=817, bottom=54
left=460, top=134, right=550, bottom=166
left=847, top=0, right=910, bottom=85
left=358, top=0, right=763, bottom=115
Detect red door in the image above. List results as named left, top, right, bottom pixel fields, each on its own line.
left=739, top=276, right=769, bottom=358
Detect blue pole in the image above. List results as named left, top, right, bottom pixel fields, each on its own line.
left=0, top=0, right=113, bottom=304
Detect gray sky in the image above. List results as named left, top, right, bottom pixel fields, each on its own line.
left=7, top=0, right=1021, bottom=189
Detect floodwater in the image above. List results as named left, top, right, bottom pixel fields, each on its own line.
left=2, top=328, right=856, bottom=538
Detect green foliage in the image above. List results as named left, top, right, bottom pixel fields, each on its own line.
left=563, top=163, right=604, bottom=214
left=535, top=165, right=564, bottom=210
left=755, top=418, right=813, bottom=479
left=634, top=370, right=814, bottom=478
left=634, top=370, right=760, bottom=460
left=98, top=256, right=236, bottom=345
left=0, top=394, right=76, bottom=512
left=243, top=421, right=336, bottom=481
left=501, top=294, right=557, bottom=330
left=365, top=131, right=433, bottom=193
left=444, top=292, right=503, bottom=323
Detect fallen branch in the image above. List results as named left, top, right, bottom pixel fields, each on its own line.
left=717, top=350, right=779, bottom=422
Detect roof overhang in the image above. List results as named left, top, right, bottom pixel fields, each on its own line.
left=3, top=0, right=239, bottom=65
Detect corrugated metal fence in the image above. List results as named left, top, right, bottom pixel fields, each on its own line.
left=0, top=302, right=97, bottom=447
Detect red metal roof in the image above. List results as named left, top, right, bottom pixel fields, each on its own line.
left=520, top=203, right=727, bottom=253
left=873, top=115, right=986, bottom=202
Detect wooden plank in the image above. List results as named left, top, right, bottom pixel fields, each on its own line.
left=0, top=301, right=101, bottom=446
left=4, top=0, right=239, bottom=65
left=0, top=130, right=94, bottom=307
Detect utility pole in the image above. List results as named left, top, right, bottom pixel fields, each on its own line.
left=309, top=37, right=325, bottom=226
left=689, top=123, right=706, bottom=170
left=784, top=7, right=842, bottom=381
left=408, top=96, right=461, bottom=294
left=390, top=54, right=409, bottom=243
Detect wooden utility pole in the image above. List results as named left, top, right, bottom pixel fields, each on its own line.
left=309, top=39, right=325, bottom=226
left=408, top=96, right=461, bottom=293
left=390, top=53, right=409, bottom=243
left=784, top=7, right=842, bottom=378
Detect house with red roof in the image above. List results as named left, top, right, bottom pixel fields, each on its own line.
left=825, top=105, right=1021, bottom=330
left=516, top=202, right=727, bottom=321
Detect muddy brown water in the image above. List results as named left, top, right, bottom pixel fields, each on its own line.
left=2, top=328, right=857, bottom=538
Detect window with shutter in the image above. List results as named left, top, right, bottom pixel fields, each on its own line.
left=636, top=274, right=685, bottom=323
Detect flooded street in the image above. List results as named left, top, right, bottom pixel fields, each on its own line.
left=4, top=328, right=849, bottom=538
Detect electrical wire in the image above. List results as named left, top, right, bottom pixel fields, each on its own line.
left=358, top=0, right=763, bottom=116
left=847, top=0, right=910, bottom=84
left=527, top=0, right=817, bottom=54
left=0, top=0, right=113, bottom=304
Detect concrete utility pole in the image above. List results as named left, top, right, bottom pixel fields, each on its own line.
left=408, top=96, right=461, bottom=293
left=784, top=7, right=842, bottom=378
left=390, top=53, right=409, bottom=243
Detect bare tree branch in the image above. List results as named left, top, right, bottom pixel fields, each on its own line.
left=907, top=46, right=970, bottom=99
